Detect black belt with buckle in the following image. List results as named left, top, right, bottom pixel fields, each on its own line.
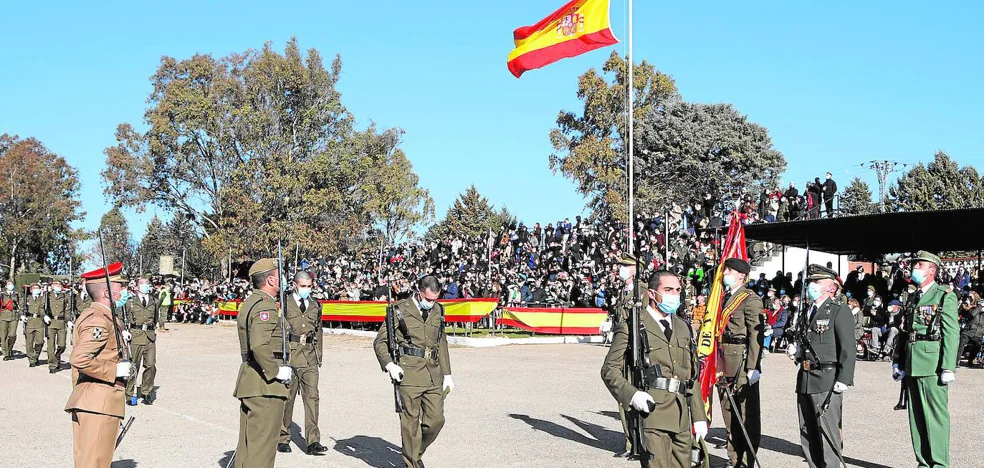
left=289, top=333, right=315, bottom=345
left=914, top=333, right=940, bottom=341
left=399, top=345, right=438, bottom=360
left=721, top=335, right=747, bottom=345
left=801, top=361, right=838, bottom=371
left=130, top=324, right=153, bottom=331
left=30, top=313, right=42, bottom=319
left=242, top=352, right=285, bottom=362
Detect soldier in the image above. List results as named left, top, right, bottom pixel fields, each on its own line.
left=21, top=283, right=46, bottom=367
left=891, top=251, right=958, bottom=468
left=0, top=280, right=18, bottom=360
left=786, top=264, right=856, bottom=468
left=373, top=275, right=453, bottom=468
left=233, top=259, right=292, bottom=468
left=45, top=280, right=75, bottom=373
left=601, top=270, right=708, bottom=468
left=715, top=258, right=764, bottom=468
left=125, top=276, right=161, bottom=405
left=278, top=270, right=327, bottom=455
left=65, top=262, right=132, bottom=468
left=612, top=253, right=648, bottom=458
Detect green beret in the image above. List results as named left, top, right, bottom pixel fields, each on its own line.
left=909, top=250, right=941, bottom=267
left=248, top=258, right=277, bottom=277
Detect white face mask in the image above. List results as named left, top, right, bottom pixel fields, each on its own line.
left=53, top=286, right=63, bottom=294
left=618, top=266, right=632, bottom=281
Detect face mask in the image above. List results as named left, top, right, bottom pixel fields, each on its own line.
left=618, top=266, right=631, bottom=281
left=53, top=286, right=63, bottom=294
left=31, top=289, right=41, bottom=297
left=874, top=301, right=882, bottom=307
left=139, top=284, right=151, bottom=294
left=657, top=294, right=681, bottom=314
left=419, top=298, right=434, bottom=311
left=867, top=291, right=874, bottom=297
left=910, top=268, right=927, bottom=285
left=806, top=283, right=823, bottom=301
left=723, top=274, right=738, bottom=288
left=5, top=284, right=12, bottom=292
left=297, top=287, right=312, bottom=299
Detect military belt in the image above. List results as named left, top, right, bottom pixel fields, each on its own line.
left=28, top=313, right=42, bottom=319
left=289, top=333, right=316, bottom=345
left=399, top=345, right=438, bottom=361
left=801, top=361, right=837, bottom=371
left=644, top=376, right=685, bottom=394
left=914, top=333, right=940, bottom=341
left=721, top=335, right=747, bottom=345
left=129, top=324, right=153, bottom=331
left=241, top=352, right=285, bottom=362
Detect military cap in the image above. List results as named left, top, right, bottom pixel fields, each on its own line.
left=617, top=253, right=639, bottom=266
left=80, top=262, right=128, bottom=283
left=909, top=250, right=941, bottom=267
left=806, top=264, right=839, bottom=282
left=723, top=258, right=751, bottom=275
left=248, top=258, right=278, bottom=276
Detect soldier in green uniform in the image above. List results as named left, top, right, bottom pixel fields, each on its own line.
left=891, top=251, right=958, bottom=468
left=601, top=270, right=708, bottom=468
left=278, top=270, right=327, bottom=455
left=125, top=276, right=161, bottom=405
left=0, top=280, right=18, bottom=360
left=612, top=253, right=648, bottom=458
left=45, top=280, right=74, bottom=373
left=715, top=258, right=764, bottom=468
left=373, top=275, right=453, bottom=468
left=786, top=264, right=856, bottom=468
left=22, top=283, right=46, bottom=367
left=233, top=258, right=292, bottom=468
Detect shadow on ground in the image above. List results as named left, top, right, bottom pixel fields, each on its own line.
left=332, top=435, right=403, bottom=468
left=112, top=460, right=137, bottom=468
left=216, top=450, right=234, bottom=467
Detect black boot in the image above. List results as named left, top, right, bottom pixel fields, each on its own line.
left=277, top=443, right=291, bottom=453
left=305, top=442, right=327, bottom=455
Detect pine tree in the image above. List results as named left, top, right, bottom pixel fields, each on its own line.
left=840, top=177, right=876, bottom=216
left=136, top=216, right=168, bottom=275
left=428, top=186, right=513, bottom=239
left=96, top=207, right=136, bottom=273
left=890, top=151, right=984, bottom=211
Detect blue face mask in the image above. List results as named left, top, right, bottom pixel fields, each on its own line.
left=297, top=287, right=312, bottom=300
left=723, top=274, right=737, bottom=288
left=910, top=268, right=927, bottom=285
left=658, top=294, right=681, bottom=314
left=807, top=283, right=823, bottom=301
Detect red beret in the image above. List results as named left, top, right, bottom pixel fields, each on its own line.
left=80, top=262, right=127, bottom=283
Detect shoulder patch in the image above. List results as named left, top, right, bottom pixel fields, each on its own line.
left=259, top=311, right=270, bottom=322
left=92, top=327, right=104, bottom=340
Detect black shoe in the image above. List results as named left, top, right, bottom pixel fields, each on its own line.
left=614, top=451, right=632, bottom=458
left=306, top=443, right=327, bottom=455
left=29, top=362, right=37, bottom=368
left=277, top=443, right=291, bottom=453
left=141, top=395, right=154, bottom=405
left=418, top=461, right=425, bottom=468
left=49, top=368, right=57, bottom=374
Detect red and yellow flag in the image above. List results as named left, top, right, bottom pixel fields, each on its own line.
left=695, top=214, right=748, bottom=421
left=507, top=0, right=619, bottom=78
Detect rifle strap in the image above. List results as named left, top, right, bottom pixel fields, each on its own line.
left=395, top=305, right=412, bottom=345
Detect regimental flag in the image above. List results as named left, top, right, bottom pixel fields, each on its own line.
left=695, top=214, right=748, bottom=421
left=507, top=0, right=619, bottom=78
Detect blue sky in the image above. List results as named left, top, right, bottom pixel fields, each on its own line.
left=2, top=1, right=982, bottom=243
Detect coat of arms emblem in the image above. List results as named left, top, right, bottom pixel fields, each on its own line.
left=557, top=10, right=585, bottom=37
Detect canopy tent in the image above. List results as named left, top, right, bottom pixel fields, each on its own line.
left=743, top=208, right=984, bottom=257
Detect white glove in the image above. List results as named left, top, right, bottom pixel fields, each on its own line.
left=892, top=364, right=905, bottom=382
left=786, top=343, right=799, bottom=360
left=443, top=375, right=454, bottom=394
left=116, top=361, right=133, bottom=378
left=940, top=370, right=955, bottom=385
left=19, top=316, right=27, bottom=323
left=629, top=391, right=656, bottom=413
left=122, top=330, right=132, bottom=342
left=693, top=421, right=708, bottom=440
left=833, top=381, right=848, bottom=393
left=764, top=328, right=774, bottom=336
left=43, top=316, right=51, bottom=325
left=385, top=362, right=404, bottom=383
left=275, top=366, right=292, bottom=383
left=67, top=321, right=74, bottom=330
left=747, top=369, right=761, bottom=385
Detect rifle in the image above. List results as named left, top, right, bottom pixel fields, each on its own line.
left=893, top=288, right=920, bottom=411
left=626, top=260, right=654, bottom=467
left=69, top=257, right=76, bottom=345
left=97, top=229, right=136, bottom=449
left=276, top=241, right=291, bottom=367
left=385, top=282, right=405, bottom=413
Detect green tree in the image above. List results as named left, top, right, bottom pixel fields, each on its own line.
left=889, top=151, right=983, bottom=211
left=136, top=215, right=168, bottom=275
left=840, top=177, right=876, bottom=216
left=163, top=215, right=214, bottom=279
left=0, top=134, right=86, bottom=278
left=428, top=185, right=512, bottom=240
left=361, top=127, right=435, bottom=244
left=95, top=207, right=136, bottom=273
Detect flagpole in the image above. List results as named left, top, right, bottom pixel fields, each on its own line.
left=626, top=0, right=634, bottom=258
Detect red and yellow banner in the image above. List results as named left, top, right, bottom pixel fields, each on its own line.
left=182, top=298, right=498, bottom=324
left=498, top=307, right=607, bottom=335
left=507, top=0, right=618, bottom=78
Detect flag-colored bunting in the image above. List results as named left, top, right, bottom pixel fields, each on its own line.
left=189, top=298, right=499, bottom=324
left=507, top=0, right=619, bottom=78
left=695, top=214, right=748, bottom=422
left=498, top=306, right=607, bottom=335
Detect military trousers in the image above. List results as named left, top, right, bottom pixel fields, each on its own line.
left=0, top=319, right=16, bottom=356
left=236, top=395, right=286, bottom=468
left=125, top=342, right=157, bottom=398
left=280, top=364, right=321, bottom=445
left=640, top=427, right=692, bottom=468
left=797, top=392, right=843, bottom=468
left=618, top=403, right=632, bottom=452
left=906, top=376, right=950, bottom=468
left=47, top=321, right=67, bottom=370
left=71, top=410, right=120, bottom=468
left=717, top=376, right=761, bottom=466
left=398, top=383, right=446, bottom=468
left=25, top=324, right=44, bottom=365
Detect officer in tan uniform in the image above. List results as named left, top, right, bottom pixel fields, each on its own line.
left=45, top=280, right=75, bottom=373
left=21, top=283, right=46, bottom=367
left=715, top=258, right=764, bottom=467
left=125, top=276, right=161, bottom=405
left=233, top=258, right=292, bottom=468
left=613, top=253, right=648, bottom=458
left=65, top=262, right=132, bottom=468
left=0, top=280, right=19, bottom=360
left=601, top=270, right=708, bottom=468
left=278, top=270, right=327, bottom=455
left=373, top=275, right=453, bottom=468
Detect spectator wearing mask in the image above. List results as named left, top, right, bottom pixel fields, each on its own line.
left=822, top=172, right=837, bottom=217
left=957, top=293, right=984, bottom=367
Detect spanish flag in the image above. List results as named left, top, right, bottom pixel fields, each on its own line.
left=507, top=0, right=619, bottom=78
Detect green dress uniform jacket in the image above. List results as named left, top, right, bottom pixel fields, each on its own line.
left=285, top=296, right=324, bottom=368
left=23, top=294, right=46, bottom=365
left=234, top=290, right=288, bottom=399
left=373, top=298, right=451, bottom=387
left=718, top=286, right=765, bottom=378
left=614, top=280, right=648, bottom=325
left=796, top=297, right=857, bottom=394
left=125, top=293, right=161, bottom=398
left=898, top=283, right=959, bottom=377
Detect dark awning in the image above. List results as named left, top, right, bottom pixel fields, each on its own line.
left=743, top=208, right=984, bottom=256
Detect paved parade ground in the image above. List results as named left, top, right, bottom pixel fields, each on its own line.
left=1, top=322, right=982, bottom=468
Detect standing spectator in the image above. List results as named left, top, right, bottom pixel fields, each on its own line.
left=822, top=172, right=838, bottom=218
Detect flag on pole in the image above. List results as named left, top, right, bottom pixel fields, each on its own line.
left=695, top=213, right=748, bottom=421
left=507, top=0, right=619, bottom=78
